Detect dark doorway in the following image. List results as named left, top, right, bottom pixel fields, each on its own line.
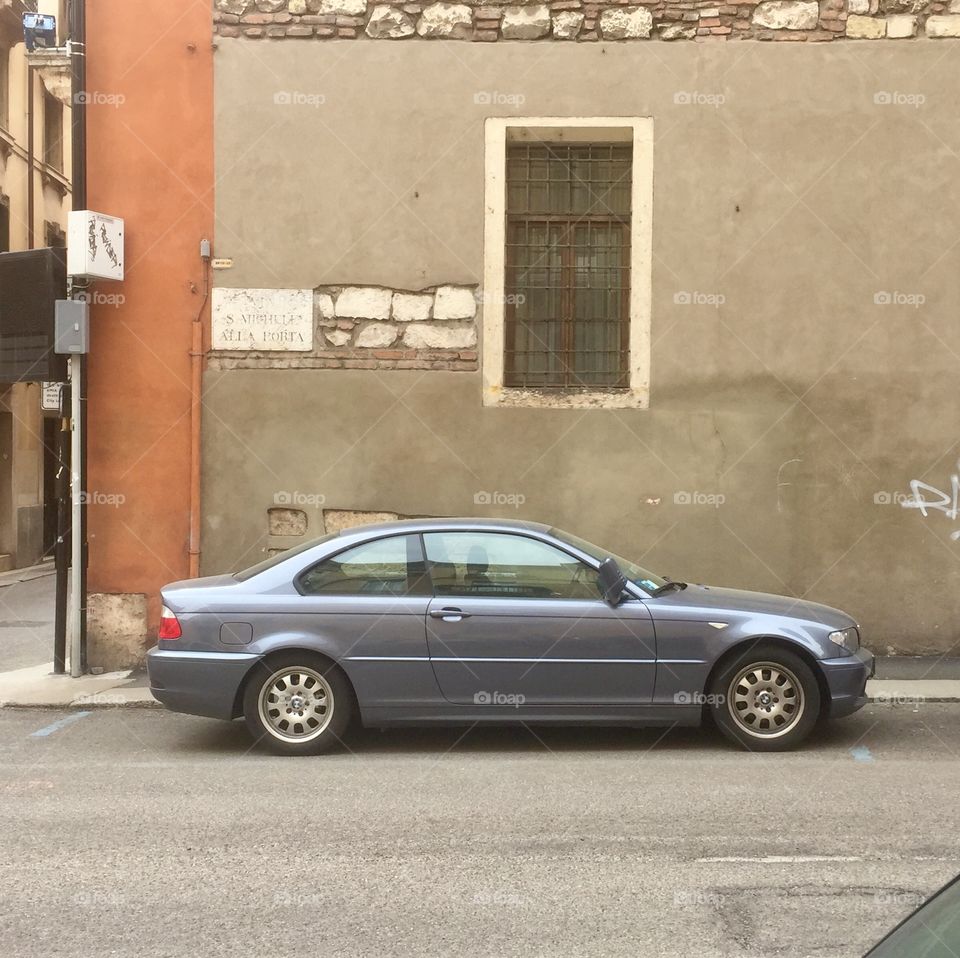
left=42, top=416, right=59, bottom=557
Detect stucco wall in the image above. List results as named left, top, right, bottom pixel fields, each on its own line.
left=85, top=0, right=214, bottom=662
left=206, top=39, right=960, bottom=653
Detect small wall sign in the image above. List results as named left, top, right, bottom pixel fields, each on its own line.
left=211, top=288, right=313, bottom=352
left=41, top=381, right=63, bottom=412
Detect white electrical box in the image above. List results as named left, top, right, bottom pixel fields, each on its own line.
left=67, top=210, right=125, bottom=281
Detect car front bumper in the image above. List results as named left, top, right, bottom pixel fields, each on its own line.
left=146, top=646, right=261, bottom=720
left=820, top=646, right=875, bottom=718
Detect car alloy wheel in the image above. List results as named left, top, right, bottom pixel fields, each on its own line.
left=257, top=665, right=334, bottom=744
left=727, top=661, right=804, bottom=739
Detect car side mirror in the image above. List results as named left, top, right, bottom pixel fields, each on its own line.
left=597, top=557, right=628, bottom=607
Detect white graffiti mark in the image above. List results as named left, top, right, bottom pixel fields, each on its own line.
left=902, top=465, right=960, bottom=540
left=776, top=458, right=803, bottom=514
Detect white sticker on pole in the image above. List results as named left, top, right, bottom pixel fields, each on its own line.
left=41, top=382, right=62, bottom=412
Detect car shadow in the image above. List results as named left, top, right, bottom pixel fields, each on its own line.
left=170, top=712, right=883, bottom=758
left=344, top=724, right=715, bottom=755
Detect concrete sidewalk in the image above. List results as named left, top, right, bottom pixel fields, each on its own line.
left=0, top=558, right=55, bottom=589
left=0, top=660, right=958, bottom=709
left=0, top=663, right=159, bottom=708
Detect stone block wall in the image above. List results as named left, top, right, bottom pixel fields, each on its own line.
left=208, top=283, right=479, bottom=371
left=214, top=0, right=960, bottom=42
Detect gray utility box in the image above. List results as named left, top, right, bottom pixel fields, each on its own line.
left=54, top=300, right=90, bottom=354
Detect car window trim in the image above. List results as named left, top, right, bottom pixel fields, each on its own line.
left=420, top=529, right=610, bottom=603
left=292, top=527, right=649, bottom=601
left=294, top=531, right=429, bottom=598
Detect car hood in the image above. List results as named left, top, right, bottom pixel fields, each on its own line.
left=654, top=583, right=857, bottom=631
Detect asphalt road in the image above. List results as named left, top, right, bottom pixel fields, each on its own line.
left=0, top=705, right=958, bottom=958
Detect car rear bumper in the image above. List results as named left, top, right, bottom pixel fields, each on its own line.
left=820, top=646, right=875, bottom=719
left=146, top=646, right=260, bottom=720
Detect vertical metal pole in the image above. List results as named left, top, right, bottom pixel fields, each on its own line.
left=53, top=380, right=70, bottom=674
left=78, top=353, right=87, bottom=673
left=53, top=6, right=81, bottom=670
left=69, top=357, right=81, bottom=676
left=69, top=0, right=88, bottom=675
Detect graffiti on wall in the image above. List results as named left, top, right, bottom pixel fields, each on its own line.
left=902, top=464, right=960, bottom=540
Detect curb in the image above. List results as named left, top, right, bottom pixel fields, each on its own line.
left=0, top=566, right=56, bottom=589
left=0, top=699, right=164, bottom=710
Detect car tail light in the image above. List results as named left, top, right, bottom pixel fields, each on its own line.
left=158, top=605, right=182, bottom=641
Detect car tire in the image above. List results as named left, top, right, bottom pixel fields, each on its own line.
left=242, top=651, right=353, bottom=756
left=708, top=644, right=820, bottom=752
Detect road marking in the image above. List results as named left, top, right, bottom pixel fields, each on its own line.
left=696, top=855, right=863, bottom=865
left=30, top=712, right=91, bottom=738
left=850, top=745, right=875, bottom=763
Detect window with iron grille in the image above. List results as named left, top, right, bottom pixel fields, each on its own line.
left=504, top=143, right=632, bottom=389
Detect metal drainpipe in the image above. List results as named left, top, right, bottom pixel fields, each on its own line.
left=189, top=255, right=209, bottom=580
left=26, top=65, right=34, bottom=249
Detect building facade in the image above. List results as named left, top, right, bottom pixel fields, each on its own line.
left=0, top=0, right=70, bottom=572
left=86, top=0, right=960, bottom=667
left=83, top=0, right=213, bottom=667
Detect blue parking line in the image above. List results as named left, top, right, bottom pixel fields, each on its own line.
left=850, top=745, right=874, bottom=763
left=30, top=712, right=92, bottom=738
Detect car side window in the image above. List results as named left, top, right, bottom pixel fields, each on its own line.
left=422, top=532, right=601, bottom=600
left=298, top=534, right=430, bottom=597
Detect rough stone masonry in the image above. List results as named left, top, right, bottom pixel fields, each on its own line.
left=214, top=0, right=960, bottom=42
left=208, top=284, right=479, bottom=372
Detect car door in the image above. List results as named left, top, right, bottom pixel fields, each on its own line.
left=422, top=531, right=656, bottom=706
left=291, top=532, right=439, bottom=708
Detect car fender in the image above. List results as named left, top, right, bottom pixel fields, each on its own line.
left=244, top=628, right=350, bottom=668
left=707, top=613, right=838, bottom=663
left=649, top=608, right=837, bottom=706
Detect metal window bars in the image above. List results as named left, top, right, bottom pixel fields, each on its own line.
left=504, top=143, right=632, bottom=389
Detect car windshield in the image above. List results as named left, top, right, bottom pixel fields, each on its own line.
left=550, top=528, right=669, bottom=594
left=866, top=874, right=960, bottom=957
left=233, top=533, right=339, bottom=582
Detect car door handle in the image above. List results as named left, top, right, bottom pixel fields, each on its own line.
left=429, top=608, right=472, bottom=620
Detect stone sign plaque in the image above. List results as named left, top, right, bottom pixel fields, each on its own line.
left=211, top=287, right=313, bottom=351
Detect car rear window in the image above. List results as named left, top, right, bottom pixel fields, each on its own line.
left=233, top=533, right=339, bottom=582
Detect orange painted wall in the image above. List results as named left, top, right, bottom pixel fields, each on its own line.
left=85, top=1, right=213, bottom=633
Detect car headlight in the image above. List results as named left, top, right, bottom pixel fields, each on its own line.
left=828, top=627, right=860, bottom=654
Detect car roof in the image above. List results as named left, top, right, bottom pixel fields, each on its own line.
left=337, top=517, right=552, bottom=537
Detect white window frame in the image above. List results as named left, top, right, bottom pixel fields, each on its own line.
left=482, top=117, right=653, bottom=409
